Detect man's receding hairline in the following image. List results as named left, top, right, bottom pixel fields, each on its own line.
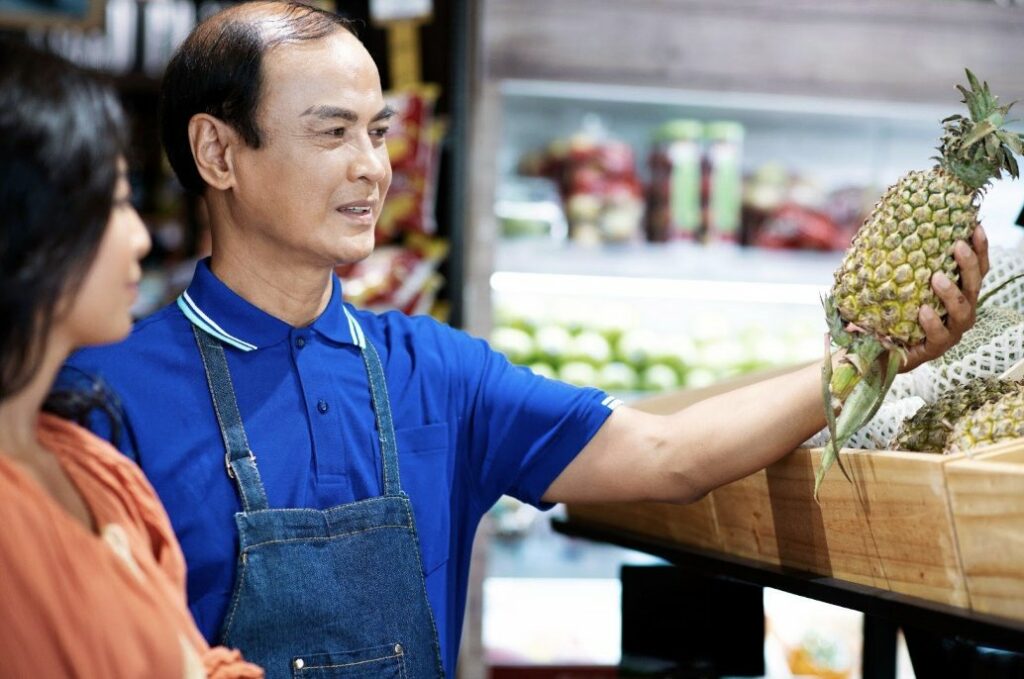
left=197, top=1, right=355, bottom=48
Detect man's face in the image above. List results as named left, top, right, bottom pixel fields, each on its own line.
left=229, top=31, right=393, bottom=268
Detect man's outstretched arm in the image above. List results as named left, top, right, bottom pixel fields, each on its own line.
left=543, top=231, right=988, bottom=505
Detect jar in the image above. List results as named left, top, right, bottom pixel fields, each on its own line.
left=646, top=119, right=704, bottom=242
left=704, top=121, right=745, bottom=244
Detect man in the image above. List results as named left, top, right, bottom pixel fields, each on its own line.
left=63, top=2, right=988, bottom=677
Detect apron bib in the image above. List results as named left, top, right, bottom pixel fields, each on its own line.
left=192, top=320, right=445, bottom=679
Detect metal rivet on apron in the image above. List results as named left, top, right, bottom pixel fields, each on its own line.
left=317, top=399, right=329, bottom=414
left=294, top=658, right=305, bottom=670
left=394, top=644, right=403, bottom=655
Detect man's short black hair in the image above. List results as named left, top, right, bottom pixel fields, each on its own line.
left=160, top=1, right=355, bottom=194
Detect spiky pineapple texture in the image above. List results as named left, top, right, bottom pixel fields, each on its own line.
left=946, top=384, right=1024, bottom=454
left=892, top=378, right=1021, bottom=453
left=832, top=168, right=976, bottom=345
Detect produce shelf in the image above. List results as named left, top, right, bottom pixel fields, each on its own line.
left=564, top=368, right=1024, bottom=628
left=551, top=519, right=1024, bottom=658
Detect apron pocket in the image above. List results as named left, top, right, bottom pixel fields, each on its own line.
left=291, top=644, right=407, bottom=678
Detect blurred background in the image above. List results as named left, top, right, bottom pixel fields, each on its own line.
left=3, top=0, right=1023, bottom=677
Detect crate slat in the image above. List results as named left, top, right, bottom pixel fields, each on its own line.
left=946, top=446, right=1024, bottom=621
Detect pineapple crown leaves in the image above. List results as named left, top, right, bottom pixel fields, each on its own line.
left=935, top=69, right=1024, bottom=191
left=822, top=294, right=853, bottom=348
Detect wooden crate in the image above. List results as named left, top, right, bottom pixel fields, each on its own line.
left=566, top=499, right=720, bottom=551
left=945, top=439, right=1024, bottom=621
left=713, top=448, right=887, bottom=590
left=712, top=446, right=968, bottom=607
left=567, top=364, right=971, bottom=608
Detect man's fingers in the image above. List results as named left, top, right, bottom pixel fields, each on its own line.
left=973, top=225, right=990, bottom=279
left=919, top=304, right=952, bottom=353
left=955, top=240, right=982, bottom=305
left=932, top=271, right=973, bottom=334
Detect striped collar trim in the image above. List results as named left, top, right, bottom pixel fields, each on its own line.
left=343, top=306, right=366, bottom=349
left=177, top=290, right=367, bottom=352
left=177, top=291, right=258, bottom=352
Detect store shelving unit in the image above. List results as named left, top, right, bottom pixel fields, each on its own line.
left=553, top=517, right=1024, bottom=678
left=484, top=82, right=956, bottom=382
left=463, top=0, right=1024, bottom=339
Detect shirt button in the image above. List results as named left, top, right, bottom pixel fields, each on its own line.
left=295, top=336, right=306, bottom=349
left=317, top=400, right=329, bottom=414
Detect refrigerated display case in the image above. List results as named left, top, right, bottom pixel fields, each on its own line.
left=463, top=0, right=1024, bottom=344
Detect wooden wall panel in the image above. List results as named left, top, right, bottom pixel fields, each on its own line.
left=481, top=0, right=1024, bottom=104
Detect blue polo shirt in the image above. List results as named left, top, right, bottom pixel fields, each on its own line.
left=60, top=258, right=620, bottom=677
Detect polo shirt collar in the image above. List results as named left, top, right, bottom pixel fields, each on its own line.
left=177, top=258, right=361, bottom=352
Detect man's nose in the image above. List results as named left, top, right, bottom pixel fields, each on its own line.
left=349, top=140, right=389, bottom=183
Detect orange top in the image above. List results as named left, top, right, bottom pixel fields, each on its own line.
left=0, top=413, right=263, bottom=679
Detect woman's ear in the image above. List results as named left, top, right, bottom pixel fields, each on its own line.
left=188, top=114, right=240, bottom=192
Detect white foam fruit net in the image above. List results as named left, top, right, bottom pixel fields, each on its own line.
left=906, top=320, right=1024, bottom=403
left=807, top=321, right=1024, bottom=450
left=980, top=245, right=1024, bottom=311
left=803, top=396, right=926, bottom=450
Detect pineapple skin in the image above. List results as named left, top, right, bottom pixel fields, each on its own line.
left=946, top=386, right=1024, bottom=454
left=892, top=378, right=1022, bottom=453
left=832, top=167, right=977, bottom=346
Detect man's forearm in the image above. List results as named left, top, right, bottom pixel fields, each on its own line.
left=657, top=360, right=827, bottom=502
left=545, top=355, right=848, bottom=506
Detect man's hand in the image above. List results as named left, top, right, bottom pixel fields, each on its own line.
left=903, top=225, right=990, bottom=372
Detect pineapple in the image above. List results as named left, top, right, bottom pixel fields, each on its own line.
left=891, top=377, right=1022, bottom=453
left=946, top=385, right=1024, bottom=454
left=818, top=71, right=1023, bottom=497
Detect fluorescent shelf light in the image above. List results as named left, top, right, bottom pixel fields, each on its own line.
left=490, top=272, right=829, bottom=306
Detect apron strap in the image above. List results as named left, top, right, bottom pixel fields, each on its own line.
left=346, top=310, right=403, bottom=498
left=192, top=325, right=270, bottom=513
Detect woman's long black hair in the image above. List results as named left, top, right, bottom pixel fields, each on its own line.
left=0, top=39, right=129, bottom=427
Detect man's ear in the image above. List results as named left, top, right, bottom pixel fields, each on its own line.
left=188, top=114, right=241, bottom=191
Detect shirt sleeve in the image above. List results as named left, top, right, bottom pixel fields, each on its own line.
left=441, top=324, right=617, bottom=512
left=54, top=361, right=141, bottom=463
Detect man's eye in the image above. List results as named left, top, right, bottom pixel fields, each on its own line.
left=371, top=127, right=390, bottom=139
left=326, top=127, right=346, bottom=138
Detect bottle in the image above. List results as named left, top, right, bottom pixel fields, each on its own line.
left=704, top=121, right=745, bottom=244
left=646, top=119, right=704, bottom=242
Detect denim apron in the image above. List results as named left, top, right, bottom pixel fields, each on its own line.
left=192, top=322, right=446, bottom=679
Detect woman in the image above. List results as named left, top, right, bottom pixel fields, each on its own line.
left=0, top=40, right=262, bottom=678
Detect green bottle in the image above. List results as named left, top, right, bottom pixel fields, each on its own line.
left=704, top=120, right=745, bottom=243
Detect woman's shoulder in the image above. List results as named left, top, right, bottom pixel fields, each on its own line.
left=38, top=413, right=140, bottom=476
left=37, top=413, right=178, bottom=553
